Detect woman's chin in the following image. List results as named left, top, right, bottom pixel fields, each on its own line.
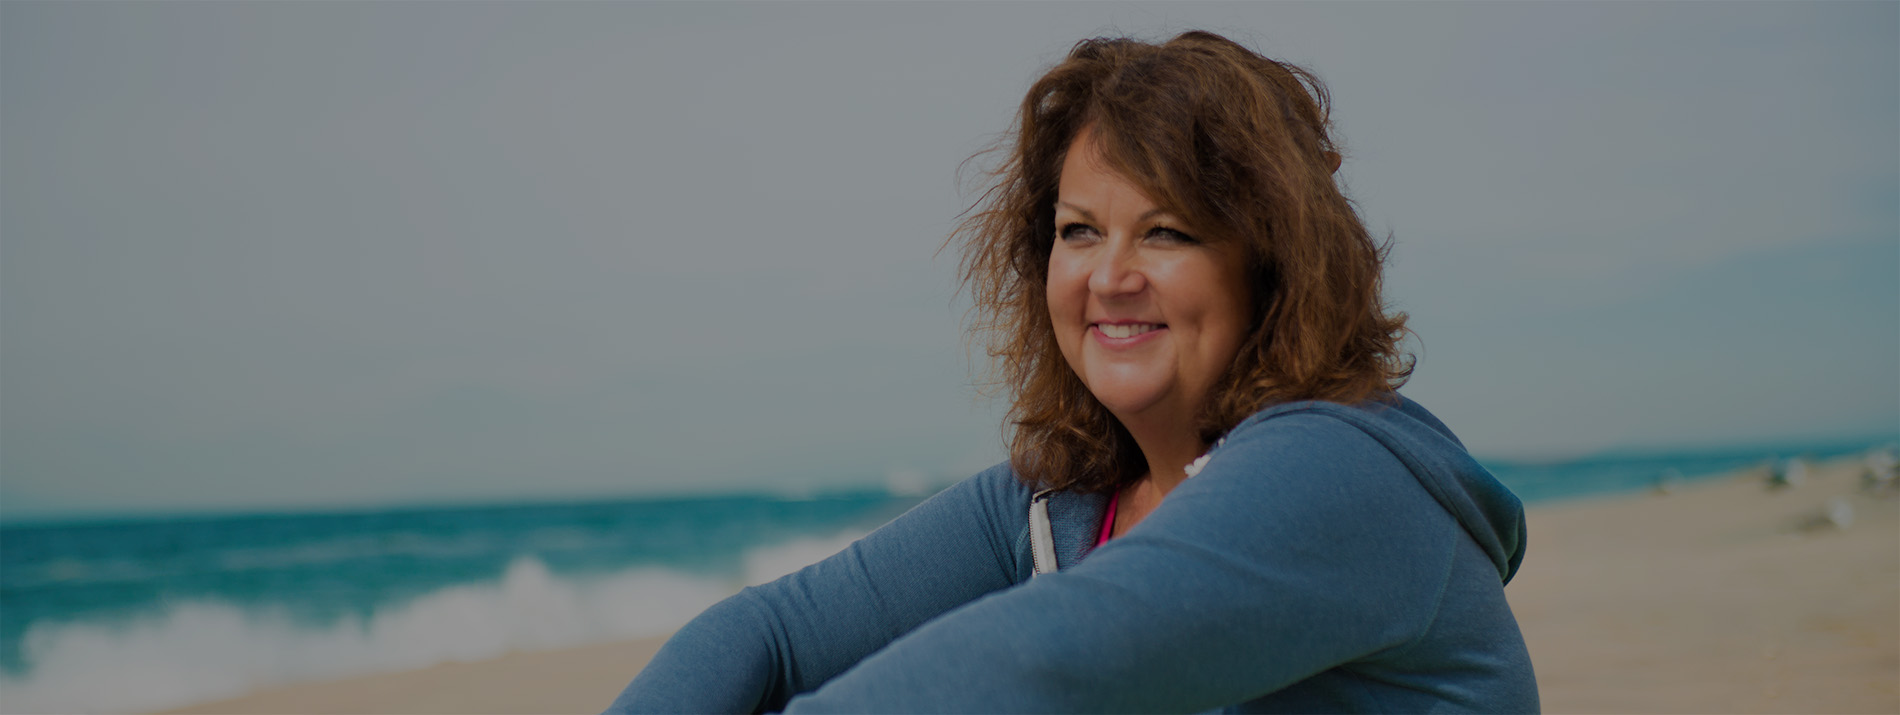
left=1086, top=384, right=1174, bottom=424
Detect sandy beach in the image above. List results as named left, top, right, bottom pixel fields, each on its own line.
left=167, top=457, right=1898, bottom=714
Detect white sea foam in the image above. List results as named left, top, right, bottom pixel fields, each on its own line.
left=0, top=530, right=869, bottom=715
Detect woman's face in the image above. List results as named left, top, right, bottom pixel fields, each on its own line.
left=1047, top=130, right=1252, bottom=432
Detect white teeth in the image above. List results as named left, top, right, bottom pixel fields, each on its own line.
left=1098, top=323, right=1159, bottom=339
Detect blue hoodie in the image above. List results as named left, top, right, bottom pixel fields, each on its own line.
left=607, top=396, right=1539, bottom=713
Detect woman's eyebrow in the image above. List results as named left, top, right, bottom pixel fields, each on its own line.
left=1053, top=201, right=1176, bottom=224
left=1053, top=201, right=1096, bottom=222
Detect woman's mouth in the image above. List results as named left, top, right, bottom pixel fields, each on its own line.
left=1095, top=323, right=1163, bottom=339
left=1091, top=323, right=1167, bottom=347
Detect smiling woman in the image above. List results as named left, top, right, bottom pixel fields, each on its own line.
left=1045, top=128, right=1256, bottom=530
left=608, top=30, right=1537, bottom=713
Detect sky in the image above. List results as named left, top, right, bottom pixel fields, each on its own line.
left=2, top=1, right=1895, bottom=518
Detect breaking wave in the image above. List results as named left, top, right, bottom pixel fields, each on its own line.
left=0, top=530, right=865, bottom=714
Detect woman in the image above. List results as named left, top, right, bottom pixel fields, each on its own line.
left=609, top=31, right=1537, bottom=713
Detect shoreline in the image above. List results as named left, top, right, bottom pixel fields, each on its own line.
left=155, top=639, right=670, bottom=715
left=165, top=457, right=1897, bottom=714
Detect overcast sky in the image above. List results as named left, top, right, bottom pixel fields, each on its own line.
left=3, top=1, right=1895, bottom=518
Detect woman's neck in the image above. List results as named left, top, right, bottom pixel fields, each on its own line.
left=1122, top=413, right=1207, bottom=493
left=1111, top=417, right=1209, bottom=536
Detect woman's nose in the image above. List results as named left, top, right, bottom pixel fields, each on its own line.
left=1087, top=246, right=1146, bottom=297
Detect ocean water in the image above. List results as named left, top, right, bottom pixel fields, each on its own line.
left=0, top=491, right=921, bottom=713
left=1, top=438, right=1891, bottom=714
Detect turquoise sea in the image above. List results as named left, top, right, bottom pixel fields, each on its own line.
left=1, top=437, right=1891, bottom=713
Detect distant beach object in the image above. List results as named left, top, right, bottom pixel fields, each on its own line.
left=1766, top=457, right=1808, bottom=490
left=1826, top=496, right=1854, bottom=529
left=1652, top=468, right=1682, bottom=495
left=884, top=467, right=934, bottom=497
left=1861, top=447, right=1897, bottom=495
left=1797, top=496, right=1855, bottom=532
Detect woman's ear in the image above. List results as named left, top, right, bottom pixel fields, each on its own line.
left=1323, top=151, right=1342, bottom=174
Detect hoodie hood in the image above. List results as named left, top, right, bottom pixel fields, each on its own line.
left=1230, top=395, right=1527, bottom=584
left=1053, top=395, right=1526, bottom=583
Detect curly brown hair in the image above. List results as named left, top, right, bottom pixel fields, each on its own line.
left=956, top=31, right=1413, bottom=494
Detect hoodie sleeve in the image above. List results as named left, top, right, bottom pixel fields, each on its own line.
left=782, top=412, right=1472, bottom=713
left=603, top=464, right=1031, bottom=714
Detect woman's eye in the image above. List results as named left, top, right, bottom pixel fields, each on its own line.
left=1148, top=227, right=1198, bottom=244
left=1058, top=223, right=1098, bottom=241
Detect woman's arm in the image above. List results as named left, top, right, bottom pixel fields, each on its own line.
left=782, top=411, right=1504, bottom=713
left=605, top=463, right=1033, bottom=714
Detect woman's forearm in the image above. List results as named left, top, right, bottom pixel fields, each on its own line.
left=605, top=464, right=1033, bottom=713
left=606, top=593, right=781, bottom=714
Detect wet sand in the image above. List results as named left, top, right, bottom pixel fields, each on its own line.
left=167, top=457, right=1898, bottom=714
left=1505, top=456, right=1896, bottom=713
